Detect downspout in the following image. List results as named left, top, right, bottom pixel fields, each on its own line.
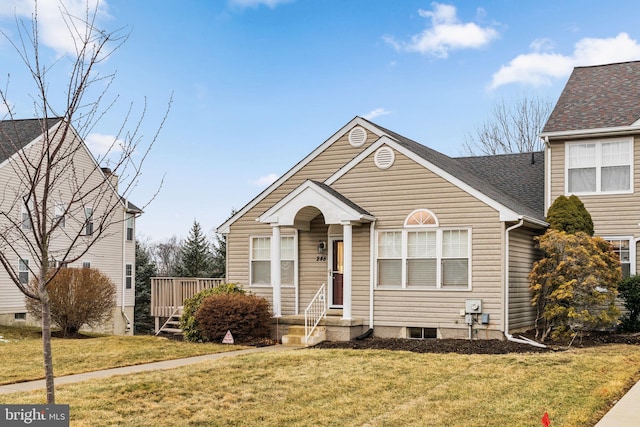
left=369, top=220, right=376, bottom=330
left=504, top=217, right=546, bottom=348
left=121, top=205, right=132, bottom=333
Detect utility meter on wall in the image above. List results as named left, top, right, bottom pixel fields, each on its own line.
left=465, top=299, right=482, bottom=314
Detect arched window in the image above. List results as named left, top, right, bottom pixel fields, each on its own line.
left=404, top=209, right=438, bottom=227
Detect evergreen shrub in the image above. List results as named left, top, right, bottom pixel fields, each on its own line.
left=618, top=275, right=640, bottom=332
left=195, top=293, right=271, bottom=344
left=180, top=283, right=245, bottom=342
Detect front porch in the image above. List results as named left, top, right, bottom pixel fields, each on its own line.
left=150, top=277, right=364, bottom=344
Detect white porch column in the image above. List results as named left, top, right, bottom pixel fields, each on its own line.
left=343, top=222, right=353, bottom=320
left=271, top=225, right=282, bottom=317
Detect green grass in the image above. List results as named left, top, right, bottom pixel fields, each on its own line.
left=1, top=325, right=640, bottom=426
left=0, top=325, right=248, bottom=385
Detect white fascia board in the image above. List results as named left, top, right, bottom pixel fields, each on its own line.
left=327, top=136, right=525, bottom=221
left=540, top=125, right=640, bottom=140
left=216, top=117, right=385, bottom=234
left=258, top=180, right=374, bottom=226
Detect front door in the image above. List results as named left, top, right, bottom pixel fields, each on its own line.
left=331, top=239, right=344, bottom=307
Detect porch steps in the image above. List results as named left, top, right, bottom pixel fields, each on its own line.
left=282, top=325, right=326, bottom=347
left=156, top=307, right=184, bottom=337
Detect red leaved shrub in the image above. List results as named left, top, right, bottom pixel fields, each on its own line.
left=194, top=293, right=271, bottom=343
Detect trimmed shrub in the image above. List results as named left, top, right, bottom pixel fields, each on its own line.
left=26, top=268, right=116, bottom=337
left=180, top=283, right=245, bottom=342
left=618, top=275, right=640, bottom=332
left=195, top=293, right=271, bottom=344
left=546, top=195, right=594, bottom=236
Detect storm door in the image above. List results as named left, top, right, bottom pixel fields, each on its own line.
left=330, top=239, right=344, bottom=307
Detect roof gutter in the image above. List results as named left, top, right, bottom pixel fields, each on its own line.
left=540, top=124, right=640, bottom=140
left=504, top=217, right=546, bottom=348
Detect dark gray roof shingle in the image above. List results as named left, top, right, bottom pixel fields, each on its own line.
left=0, top=118, right=62, bottom=163
left=366, top=119, right=545, bottom=222
left=543, top=61, right=640, bottom=133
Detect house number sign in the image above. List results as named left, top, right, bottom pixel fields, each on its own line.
left=316, top=255, right=327, bottom=262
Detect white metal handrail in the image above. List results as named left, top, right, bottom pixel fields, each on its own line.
left=305, top=283, right=327, bottom=344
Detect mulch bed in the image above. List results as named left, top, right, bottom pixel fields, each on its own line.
left=312, top=331, right=640, bottom=354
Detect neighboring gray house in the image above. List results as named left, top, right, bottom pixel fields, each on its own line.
left=542, top=60, right=640, bottom=281
left=0, top=118, right=138, bottom=335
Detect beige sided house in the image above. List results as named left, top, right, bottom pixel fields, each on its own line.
left=0, top=118, right=139, bottom=335
left=218, top=117, right=547, bottom=342
left=541, top=60, right=640, bottom=281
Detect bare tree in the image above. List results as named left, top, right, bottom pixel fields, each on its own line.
left=0, top=2, right=168, bottom=403
left=152, top=236, right=183, bottom=277
left=462, top=95, right=552, bottom=155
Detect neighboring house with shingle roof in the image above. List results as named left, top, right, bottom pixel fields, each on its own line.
left=0, top=118, right=139, bottom=335
left=541, top=60, right=640, bottom=280
left=218, top=116, right=547, bottom=342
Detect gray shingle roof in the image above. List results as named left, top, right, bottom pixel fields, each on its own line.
left=310, top=180, right=372, bottom=216
left=0, top=118, right=62, bottom=163
left=366, top=119, right=545, bottom=222
left=543, top=61, right=640, bottom=133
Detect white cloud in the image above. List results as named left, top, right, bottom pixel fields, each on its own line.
left=250, top=173, right=279, bottom=187
left=85, top=132, right=123, bottom=156
left=384, top=3, right=499, bottom=58
left=363, top=108, right=391, bottom=120
left=491, top=33, right=640, bottom=89
left=229, top=0, right=293, bottom=8
left=0, top=0, right=110, bottom=56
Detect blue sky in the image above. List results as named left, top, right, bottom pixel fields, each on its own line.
left=2, top=0, right=640, bottom=242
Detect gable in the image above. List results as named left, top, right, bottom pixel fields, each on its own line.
left=219, top=117, right=547, bottom=234
left=543, top=61, right=640, bottom=134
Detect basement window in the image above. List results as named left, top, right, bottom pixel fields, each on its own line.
left=407, top=327, right=437, bottom=339
left=14, top=313, right=26, bottom=321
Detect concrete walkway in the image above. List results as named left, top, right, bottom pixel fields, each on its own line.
left=0, top=345, right=298, bottom=395
left=594, top=379, right=640, bottom=426
left=0, top=345, right=637, bottom=426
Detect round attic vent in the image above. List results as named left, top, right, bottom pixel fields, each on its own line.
left=374, top=146, right=395, bottom=169
left=348, top=126, right=367, bottom=147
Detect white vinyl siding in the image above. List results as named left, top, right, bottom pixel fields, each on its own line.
left=566, top=139, right=632, bottom=194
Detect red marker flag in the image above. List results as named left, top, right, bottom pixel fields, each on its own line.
left=541, top=411, right=551, bottom=427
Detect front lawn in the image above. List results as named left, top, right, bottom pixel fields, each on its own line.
left=1, top=339, right=640, bottom=426
left=0, top=326, right=247, bottom=385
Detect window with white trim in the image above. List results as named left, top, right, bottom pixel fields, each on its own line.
left=605, top=238, right=631, bottom=279
left=54, top=204, right=66, bottom=228
left=21, top=201, right=32, bottom=231
left=84, top=207, right=94, bottom=235
left=566, top=139, right=632, bottom=194
left=126, top=214, right=134, bottom=241
left=250, top=235, right=296, bottom=286
left=125, top=263, right=133, bottom=289
left=377, top=210, right=471, bottom=289
left=18, top=258, right=29, bottom=285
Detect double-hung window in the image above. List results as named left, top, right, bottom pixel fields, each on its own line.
left=250, top=235, right=296, bottom=286
left=84, top=207, right=94, bottom=235
left=18, top=258, right=29, bottom=285
left=54, top=204, right=66, bottom=228
left=566, top=139, right=632, bottom=194
left=126, top=215, right=134, bottom=241
left=605, top=238, right=631, bottom=279
left=377, top=209, right=471, bottom=290
left=125, top=263, right=133, bottom=289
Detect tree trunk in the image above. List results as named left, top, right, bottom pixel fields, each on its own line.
left=40, top=289, right=55, bottom=404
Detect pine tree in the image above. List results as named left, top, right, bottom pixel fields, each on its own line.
left=546, top=195, right=594, bottom=236
left=176, top=220, right=215, bottom=277
left=134, top=242, right=157, bottom=334
left=211, top=233, right=226, bottom=278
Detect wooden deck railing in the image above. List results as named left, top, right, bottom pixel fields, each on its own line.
left=150, top=277, right=226, bottom=318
